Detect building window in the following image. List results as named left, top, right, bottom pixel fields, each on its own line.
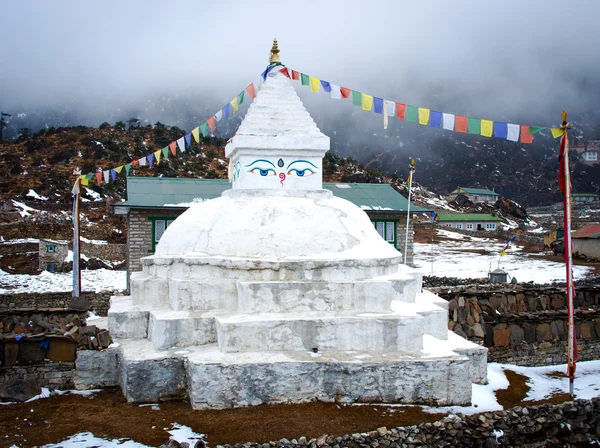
left=466, top=223, right=474, bottom=230
left=583, top=152, right=598, bottom=161
left=486, top=223, right=496, bottom=230
left=456, top=223, right=463, bottom=229
left=46, top=262, right=57, bottom=273
left=46, top=245, right=56, bottom=253
left=148, top=217, right=177, bottom=252
left=373, top=220, right=396, bottom=245
left=446, top=223, right=453, bottom=228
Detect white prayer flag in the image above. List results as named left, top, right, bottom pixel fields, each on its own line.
left=507, top=123, right=520, bottom=142
left=139, top=157, right=147, bottom=167
left=330, top=84, right=341, bottom=100
left=442, top=113, right=455, bottom=131
left=103, top=170, right=110, bottom=183
left=385, top=100, right=396, bottom=117
left=177, top=137, right=186, bottom=153
left=383, top=101, right=389, bottom=129
left=215, top=110, right=223, bottom=122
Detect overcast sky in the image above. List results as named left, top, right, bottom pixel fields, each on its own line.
left=2, top=0, right=599, bottom=128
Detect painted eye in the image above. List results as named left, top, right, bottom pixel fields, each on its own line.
left=249, top=167, right=276, bottom=176
left=287, top=168, right=315, bottom=177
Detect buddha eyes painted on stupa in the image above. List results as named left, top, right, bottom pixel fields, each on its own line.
left=245, top=159, right=318, bottom=178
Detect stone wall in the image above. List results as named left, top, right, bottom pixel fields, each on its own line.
left=0, top=362, right=75, bottom=394
left=0, top=291, right=113, bottom=315
left=430, top=284, right=600, bottom=365
left=0, top=241, right=37, bottom=256
left=573, top=238, right=600, bottom=260
left=212, top=398, right=600, bottom=448
left=81, top=242, right=126, bottom=261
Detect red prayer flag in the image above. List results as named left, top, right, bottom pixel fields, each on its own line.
left=169, top=142, right=177, bottom=156
left=245, top=83, right=256, bottom=99
left=291, top=70, right=300, bottom=81
left=520, top=125, right=533, bottom=144
left=395, top=103, right=406, bottom=120
left=131, top=159, right=139, bottom=167
left=340, top=87, right=351, bottom=99
left=207, top=116, right=216, bottom=132
left=279, top=67, right=290, bottom=78
left=95, top=172, right=103, bottom=184
left=558, top=133, right=568, bottom=195
left=455, top=116, right=468, bottom=133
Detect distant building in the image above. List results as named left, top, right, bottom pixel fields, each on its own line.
left=572, top=193, right=600, bottom=203
left=448, top=187, right=499, bottom=204
left=572, top=140, right=600, bottom=165
left=572, top=225, right=600, bottom=260
left=38, top=239, right=69, bottom=272
left=436, top=213, right=502, bottom=231
left=543, top=228, right=564, bottom=248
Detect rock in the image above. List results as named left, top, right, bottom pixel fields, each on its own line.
left=536, top=323, right=552, bottom=342
left=538, top=341, right=552, bottom=349
left=471, top=323, right=485, bottom=338
left=580, top=323, right=592, bottom=339
left=493, top=329, right=510, bottom=347
left=1, top=377, right=41, bottom=402
left=97, top=329, right=112, bottom=348
left=194, top=441, right=206, bottom=448
left=316, top=435, right=327, bottom=446
left=509, top=324, right=524, bottom=345
left=377, top=427, right=388, bottom=437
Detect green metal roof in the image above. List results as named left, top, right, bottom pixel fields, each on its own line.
left=572, top=193, right=599, bottom=197
left=453, top=187, right=498, bottom=196
left=115, top=177, right=432, bottom=213
left=436, top=213, right=502, bottom=222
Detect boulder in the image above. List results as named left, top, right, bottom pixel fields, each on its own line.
left=1, top=377, right=41, bottom=402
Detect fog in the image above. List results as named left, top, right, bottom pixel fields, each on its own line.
left=1, top=0, right=599, bottom=135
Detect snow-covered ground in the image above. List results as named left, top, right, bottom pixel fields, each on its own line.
left=414, top=229, right=593, bottom=283
left=0, top=269, right=126, bottom=294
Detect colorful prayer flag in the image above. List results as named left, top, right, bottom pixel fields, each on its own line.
left=418, top=108, right=430, bottom=125
left=139, top=157, right=147, bottom=167
left=200, top=122, right=209, bottom=137
left=162, top=147, right=169, bottom=160
left=310, top=77, right=320, bottom=93
left=405, top=106, right=418, bottom=123
left=95, top=172, right=103, bottom=184
left=455, top=116, right=468, bottom=133
left=291, top=70, right=300, bottom=81
left=230, top=98, right=239, bottom=113
left=528, top=126, right=545, bottom=135
left=468, top=118, right=481, bottom=135
left=385, top=100, right=395, bottom=117
left=125, top=164, right=131, bottom=175
left=362, top=94, right=373, bottom=111
left=192, top=127, right=200, bottom=143
left=429, top=111, right=442, bottom=128
left=507, top=123, right=520, bottom=141
left=185, top=133, right=192, bottom=148
left=154, top=149, right=162, bottom=165
left=442, top=113, right=455, bottom=130
left=396, top=103, right=406, bottom=120
left=215, top=110, right=223, bottom=122
left=147, top=153, right=154, bottom=167
left=352, top=90, right=362, bottom=106
left=238, top=91, right=245, bottom=105
left=330, top=84, right=341, bottom=99
left=80, top=175, right=88, bottom=186
left=494, top=122, right=508, bottom=139
left=207, top=117, right=216, bottom=132
left=373, top=97, right=383, bottom=114
left=279, top=67, right=290, bottom=78
left=481, top=119, right=493, bottom=137
left=301, top=73, right=309, bottom=86
left=169, top=142, right=177, bottom=156
left=103, top=170, right=110, bottom=183
left=245, top=83, right=256, bottom=99
left=223, top=103, right=231, bottom=119
left=115, top=165, right=124, bottom=174
left=320, top=80, right=331, bottom=93
left=551, top=127, right=565, bottom=138
left=340, top=87, right=351, bottom=99
left=177, top=137, right=186, bottom=153
left=520, top=125, right=533, bottom=144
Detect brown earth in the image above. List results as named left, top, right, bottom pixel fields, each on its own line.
left=0, top=370, right=585, bottom=448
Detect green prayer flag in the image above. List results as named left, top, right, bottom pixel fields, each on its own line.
left=162, top=146, right=169, bottom=160
left=125, top=164, right=131, bottom=175
left=86, top=173, right=94, bottom=181
left=301, top=73, right=309, bottom=86
left=406, top=106, right=418, bottom=123
left=238, top=91, right=245, bottom=105
left=468, top=118, right=481, bottom=135
left=351, top=91, right=362, bottom=107
left=528, top=126, right=545, bottom=135
left=200, top=122, right=209, bottom=137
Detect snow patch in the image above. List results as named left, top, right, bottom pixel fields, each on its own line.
left=26, top=189, right=49, bottom=201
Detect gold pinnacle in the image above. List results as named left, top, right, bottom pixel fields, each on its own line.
left=269, top=39, right=281, bottom=65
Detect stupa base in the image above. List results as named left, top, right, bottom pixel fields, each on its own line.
left=98, top=333, right=486, bottom=409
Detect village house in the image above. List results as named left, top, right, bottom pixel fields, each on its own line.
left=448, top=187, right=499, bottom=204
left=543, top=228, right=564, bottom=249
left=572, top=225, right=600, bottom=260
left=436, top=213, right=502, bottom=231
left=112, top=177, right=432, bottom=284
left=572, top=193, right=600, bottom=203
left=38, top=238, right=69, bottom=272
left=572, top=139, right=600, bottom=165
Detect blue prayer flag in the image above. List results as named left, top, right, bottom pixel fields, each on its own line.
left=494, top=121, right=508, bottom=139
left=223, top=103, right=231, bottom=119
left=185, top=133, right=192, bottom=148
left=110, top=169, right=117, bottom=181
left=320, top=80, right=332, bottom=93
left=429, top=111, right=442, bottom=128
left=373, top=97, right=384, bottom=114
left=147, top=153, right=154, bottom=167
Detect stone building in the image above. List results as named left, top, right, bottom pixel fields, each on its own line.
left=572, top=225, right=600, bottom=260
left=436, top=213, right=502, bottom=231
left=572, top=139, right=600, bottom=165
left=448, top=186, right=499, bottom=204
left=113, top=177, right=431, bottom=285
left=38, top=239, right=69, bottom=272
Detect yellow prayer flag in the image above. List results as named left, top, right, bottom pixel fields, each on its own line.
left=192, top=127, right=200, bottom=143
left=481, top=119, right=494, bottom=137
left=309, top=77, right=320, bottom=93
left=551, top=127, right=565, bottom=139
left=114, top=165, right=123, bottom=174
left=362, top=94, right=373, bottom=111
left=418, top=108, right=430, bottom=125
left=154, top=149, right=162, bottom=165
left=80, top=175, right=88, bottom=186
left=230, top=98, right=239, bottom=113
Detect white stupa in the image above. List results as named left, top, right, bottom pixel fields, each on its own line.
left=106, top=41, right=487, bottom=409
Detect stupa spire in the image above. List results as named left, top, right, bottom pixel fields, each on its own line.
left=269, top=38, right=281, bottom=65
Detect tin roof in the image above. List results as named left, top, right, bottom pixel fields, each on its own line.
left=436, top=213, right=502, bottom=222
left=452, top=187, right=498, bottom=196
left=572, top=225, right=600, bottom=239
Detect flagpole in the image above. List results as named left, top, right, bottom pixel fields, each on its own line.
left=561, top=111, right=576, bottom=397
left=72, top=172, right=81, bottom=298
left=404, top=159, right=415, bottom=265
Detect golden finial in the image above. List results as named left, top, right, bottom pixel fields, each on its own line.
left=269, top=39, right=281, bottom=65
left=561, top=110, right=571, bottom=130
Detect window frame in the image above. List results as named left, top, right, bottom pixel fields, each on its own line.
left=372, top=219, right=397, bottom=246
left=486, top=223, right=497, bottom=230
left=46, top=245, right=56, bottom=253
left=148, top=216, right=177, bottom=252
left=466, top=223, right=474, bottom=230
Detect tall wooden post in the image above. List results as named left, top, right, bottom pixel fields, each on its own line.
left=404, top=159, right=415, bottom=265
left=72, top=173, right=82, bottom=298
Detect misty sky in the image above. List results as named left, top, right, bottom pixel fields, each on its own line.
left=2, top=0, right=600, bottom=129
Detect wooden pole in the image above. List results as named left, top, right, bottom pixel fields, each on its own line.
left=72, top=173, right=81, bottom=298
left=404, top=159, right=415, bottom=265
